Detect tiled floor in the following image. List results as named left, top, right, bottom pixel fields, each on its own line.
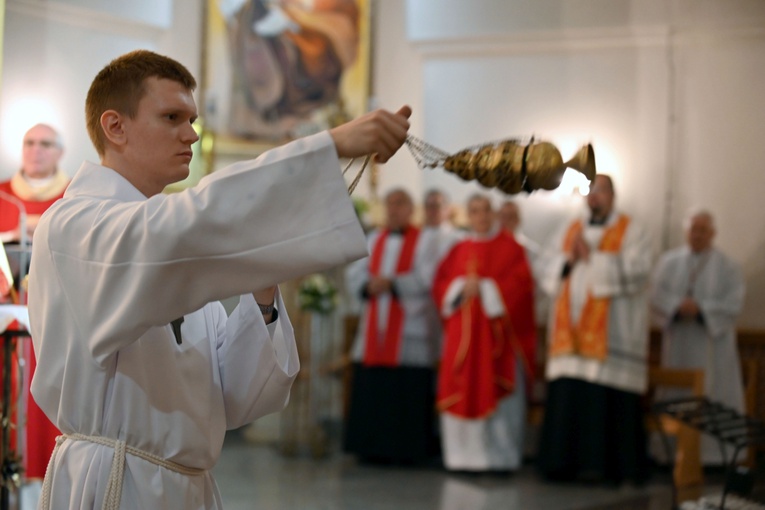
left=213, top=431, right=676, bottom=510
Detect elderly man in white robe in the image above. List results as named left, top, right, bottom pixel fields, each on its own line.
left=29, top=49, right=410, bottom=510
left=650, top=209, right=746, bottom=465
left=536, top=174, right=653, bottom=485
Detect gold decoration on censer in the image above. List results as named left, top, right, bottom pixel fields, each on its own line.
left=404, top=135, right=596, bottom=194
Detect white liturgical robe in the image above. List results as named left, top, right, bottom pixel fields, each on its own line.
left=28, top=132, right=367, bottom=509
left=651, top=245, right=746, bottom=463
left=346, top=225, right=459, bottom=367
left=539, top=211, right=653, bottom=394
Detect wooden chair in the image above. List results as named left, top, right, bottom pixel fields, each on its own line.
left=741, top=358, right=758, bottom=467
left=647, top=366, right=705, bottom=490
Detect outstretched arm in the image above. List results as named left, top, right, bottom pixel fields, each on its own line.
left=329, top=106, right=412, bottom=163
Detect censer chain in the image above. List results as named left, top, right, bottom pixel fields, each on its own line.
left=345, top=154, right=372, bottom=195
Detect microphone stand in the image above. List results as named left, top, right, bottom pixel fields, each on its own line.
left=0, top=190, right=29, bottom=509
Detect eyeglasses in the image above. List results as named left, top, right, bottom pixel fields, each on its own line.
left=24, top=140, right=57, bottom=149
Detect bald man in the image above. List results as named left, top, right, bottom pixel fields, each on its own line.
left=650, top=210, right=746, bottom=464
left=0, top=124, right=69, bottom=243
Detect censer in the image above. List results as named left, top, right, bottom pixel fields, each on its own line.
left=405, top=135, right=596, bottom=194
left=345, top=135, right=596, bottom=195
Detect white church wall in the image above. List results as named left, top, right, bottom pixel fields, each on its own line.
left=0, top=0, right=763, bottom=328
left=404, top=0, right=765, bottom=329
left=0, top=0, right=201, bottom=181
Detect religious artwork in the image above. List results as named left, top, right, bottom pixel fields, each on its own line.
left=202, top=0, right=371, bottom=156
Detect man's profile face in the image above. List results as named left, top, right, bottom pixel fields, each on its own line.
left=121, top=77, right=199, bottom=193
left=385, top=191, right=413, bottom=231
left=22, top=125, right=63, bottom=179
left=467, top=198, right=493, bottom=235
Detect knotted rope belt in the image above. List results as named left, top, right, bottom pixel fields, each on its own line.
left=40, top=433, right=206, bottom=509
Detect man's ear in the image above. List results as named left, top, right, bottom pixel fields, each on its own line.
left=100, top=110, right=127, bottom=148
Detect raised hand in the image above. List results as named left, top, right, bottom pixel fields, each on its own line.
left=329, top=105, right=412, bottom=163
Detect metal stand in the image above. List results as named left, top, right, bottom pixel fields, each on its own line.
left=653, top=397, right=765, bottom=509
left=1, top=329, right=28, bottom=510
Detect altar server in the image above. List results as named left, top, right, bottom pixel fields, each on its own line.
left=29, top=49, right=410, bottom=510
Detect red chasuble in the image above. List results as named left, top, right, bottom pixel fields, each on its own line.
left=433, top=230, right=536, bottom=419
left=0, top=176, right=68, bottom=234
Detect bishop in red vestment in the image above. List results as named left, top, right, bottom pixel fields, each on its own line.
left=433, top=194, right=536, bottom=472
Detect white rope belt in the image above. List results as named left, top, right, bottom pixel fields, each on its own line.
left=40, top=433, right=206, bottom=510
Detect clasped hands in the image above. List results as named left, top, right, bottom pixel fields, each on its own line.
left=462, top=275, right=481, bottom=302
left=567, top=232, right=591, bottom=266
left=366, top=277, right=393, bottom=296
left=677, top=296, right=701, bottom=319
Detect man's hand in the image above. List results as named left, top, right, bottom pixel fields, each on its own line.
left=568, top=232, right=590, bottom=265
left=462, top=276, right=480, bottom=301
left=329, top=105, right=412, bottom=163
left=677, top=297, right=700, bottom=319
left=366, top=277, right=392, bottom=296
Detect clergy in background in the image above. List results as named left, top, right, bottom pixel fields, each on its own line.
left=0, top=123, right=69, bottom=244
left=650, top=209, right=746, bottom=464
left=0, top=123, right=68, bottom=484
left=420, top=188, right=464, bottom=356
left=344, top=188, right=444, bottom=465
left=433, top=194, right=536, bottom=473
left=498, top=199, right=548, bottom=326
left=536, top=174, right=652, bottom=485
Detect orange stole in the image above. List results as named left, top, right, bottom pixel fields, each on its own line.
left=550, top=215, right=630, bottom=360
left=363, top=227, right=420, bottom=367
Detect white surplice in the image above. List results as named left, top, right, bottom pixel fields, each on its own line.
left=650, top=245, right=746, bottom=464
left=539, top=211, right=653, bottom=394
left=28, top=131, right=367, bottom=509
left=346, top=224, right=461, bottom=367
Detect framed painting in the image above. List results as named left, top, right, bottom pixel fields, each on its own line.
left=201, top=0, right=372, bottom=157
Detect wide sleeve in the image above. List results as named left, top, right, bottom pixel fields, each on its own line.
left=697, top=254, right=745, bottom=338
left=35, top=132, right=367, bottom=363
left=649, top=253, right=685, bottom=328
left=344, top=231, right=377, bottom=300
left=433, top=244, right=465, bottom=318
left=218, top=290, right=300, bottom=428
left=537, top=222, right=571, bottom=298
left=589, top=219, right=653, bottom=298
left=478, top=279, right=506, bottom=318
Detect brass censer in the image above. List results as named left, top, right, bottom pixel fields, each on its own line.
left=405, top=135, right=596, bottom=194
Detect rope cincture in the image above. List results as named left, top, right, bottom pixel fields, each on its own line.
left=40, top=433, right=206, bottom=510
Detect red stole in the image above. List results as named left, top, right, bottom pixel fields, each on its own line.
left=363, top=226, right=420, bottom=367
